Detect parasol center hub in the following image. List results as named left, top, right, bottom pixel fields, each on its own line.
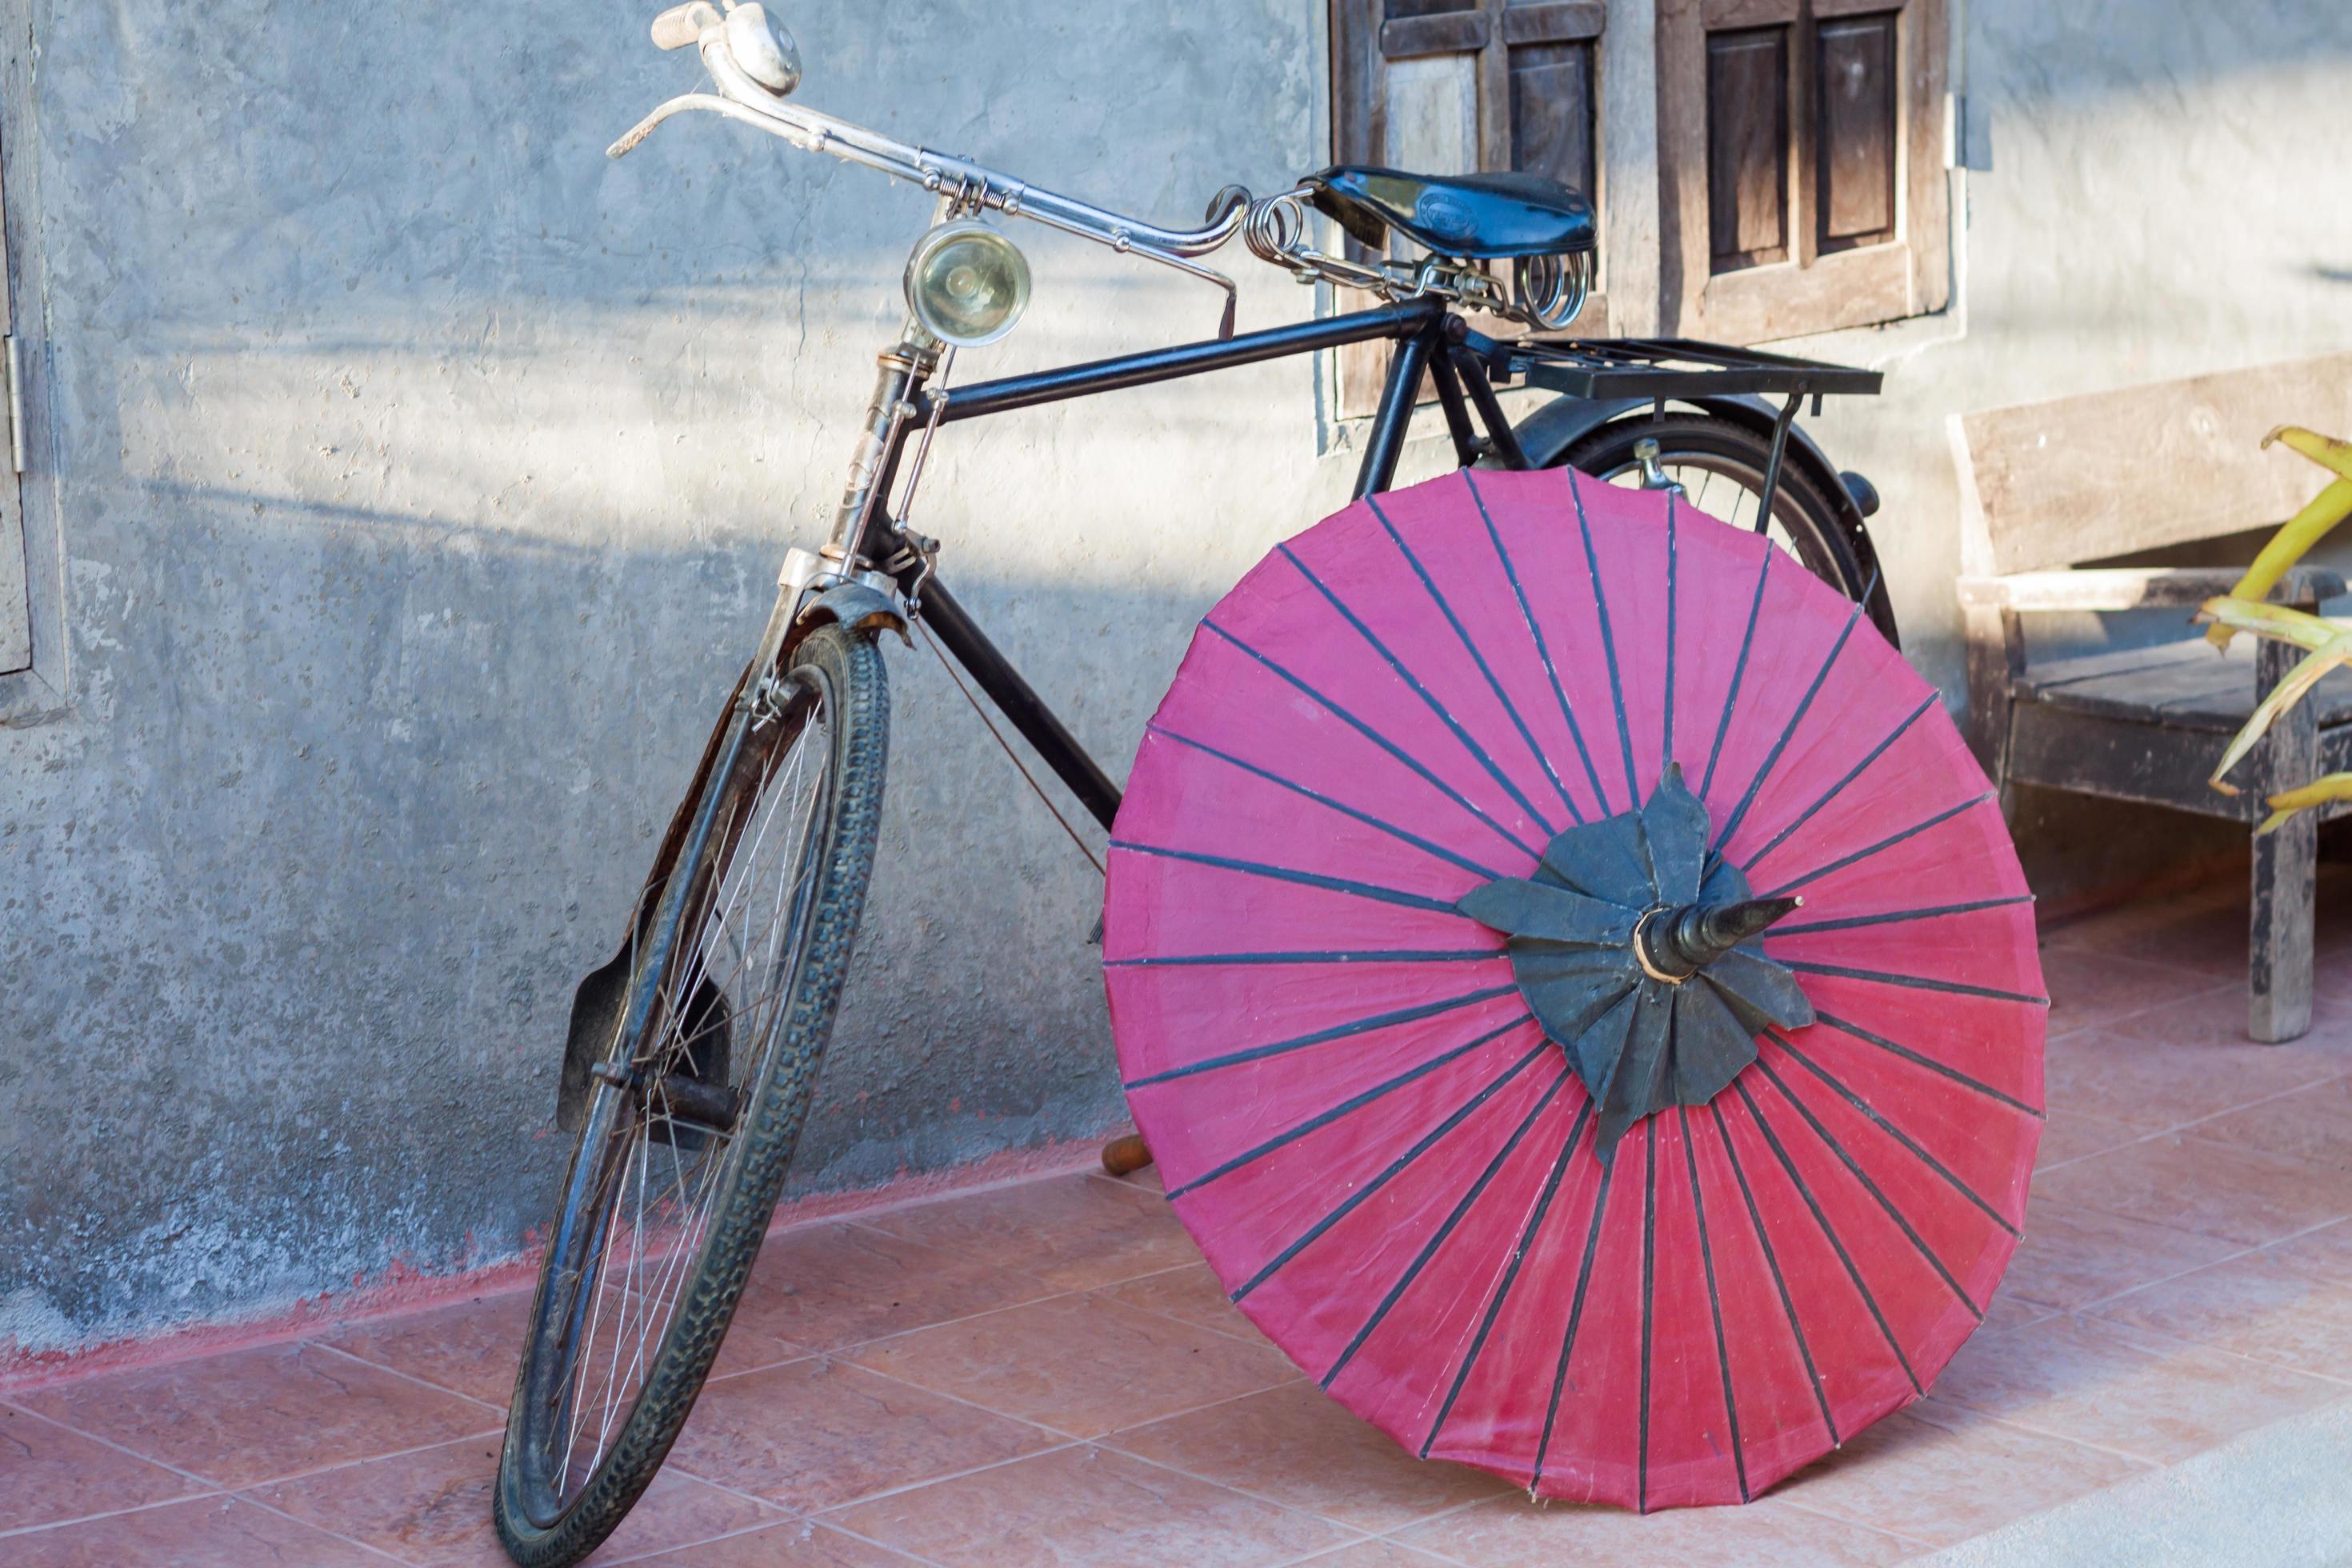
left=1634, top=895, right=1805, bottom=984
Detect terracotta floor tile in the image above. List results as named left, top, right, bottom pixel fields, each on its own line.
left=1998, top=1198, right=2243, bottom=1310
left=2265, top=1217, right=2352, bottom=1283
left=2040, top=1026, right=2346, bottom=1132
left=0, top=1494, right=389, bottom=1567
left=1093, top=1262, right=1266, bottom=1343
left=1772, top=1399, right=2145, bottom=1546
left=1978, top=1289, right=2055, bottom=1334
left=250, top=1432, right=781, bottom=1566
left=0, top=1403, right=201, bottom=1531
left=842, top=1293, right=1298, bottom=1439
left=663, top=1358, right=1055, bottom=1513
left=322, top=1290, right=534, bottom=1406
left=826, top=1443, right=1355, bottom=1567
left=859, top=1173, right=1198, bottom=1290
left=726, top=1222, right=1054, bottom=1355
left=2032, top=1134, right=2352, bottom=1246
left=1294, top=1541, right=1464, bottom=1567
left=2035, top=946, right=2232, bottom=1036
left=624, top=1519, right=923, bottom=1565
left=2186, top=1075, right=2352, bottom=1170
left=2038, top=886, right=2247, bottom=981
left=1392, top=1494, right=1912, bottom=1566
left=12, top=1342, right=496, bottom=1488
left=1104, top=1382, right=1510, bottom=1532
left=1928, top=1313, right=2346, bottom=1462
left=2091, top=984, right=2352, bottom=1054
left=1095, top=1165, right=1166, bottom=1195
left=2033, top=1109, right=2148, bottom=1170
left=2084, top=1250, right=2352, bottom=1377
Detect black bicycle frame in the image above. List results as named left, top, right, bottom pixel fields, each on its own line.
left=850, top=295, right=1511, bottom=835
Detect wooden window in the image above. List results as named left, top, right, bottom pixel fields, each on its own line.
left=1326, top=0, right=1948, bottom=412
left=1329, top=0, right=1608, bottom=414
left=0, top=149, right=26, bottom=682
left=1658, top=0, right=1948, bottom=342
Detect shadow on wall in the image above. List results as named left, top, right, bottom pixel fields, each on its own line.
left=0, top=490, right=1222, bottom=1353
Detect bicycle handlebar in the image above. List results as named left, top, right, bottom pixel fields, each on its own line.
left=611, top=3, right=1253, bottom=315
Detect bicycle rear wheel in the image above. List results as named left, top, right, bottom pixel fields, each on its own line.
left=1559, top=412, right=1897, bottom=645
left=495, top=624, right=890, bottom=1568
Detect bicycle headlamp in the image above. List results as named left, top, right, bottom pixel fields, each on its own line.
left=903, top=221, right=1031, bottom=347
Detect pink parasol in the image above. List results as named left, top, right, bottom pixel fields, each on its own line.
left=1103, top=466, right=2044, bottom=1507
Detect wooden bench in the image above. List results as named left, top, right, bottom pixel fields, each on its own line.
left=1951, top=353, right=2352, bottom=1043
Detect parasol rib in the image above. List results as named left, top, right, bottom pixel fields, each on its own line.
left=1321, top=1067, right=1575, bottom=1389
left=1230, top=1039, right=1556, bottom=1302
left=1152, top=726, right=1502, bottom=881
left=1108, top=947, right=1498, bottom=968
left=1701, top=546, right=1776, bottom=799
left=1767, top=1030, right=2021, bottom=1238
left=1681, top=1106, right=1751, bottom=1502
left=1108, top=840, right=1465, bottom=915
left=1743, top=693, right=1938, bottom=871
left=1370, top=490, right=1586, bottom=827
left=1711, top=598, right=1867, bottom=853
left=1465, top=470, right=1614, bottom=818
left=1638, top=1127, right=1658, bottom=1512
left=1532, top=1146, right=1618, bottom=1488
left=1708, top=1101, right=1839, bottom=1446
left=1775, top=958, right=2048, bottom=1007
left=1419, top=1106, right=1593, bottom=1458
left=1770, top=894, right=2034, bottom=937
left=1760, top=791, right=1995, bottom=898
left=1280, top=546, right=1558, bottom=838
left=1811, top=1009, right=2042, bottom=1117
left=1731, top=1080, right=1923, bottom=1395
left=1203, top=622, right=1543, bottom=860
left=1123, top=984, right=1521, bottom=1089
left=1566, top=471, right=1643, bottom=806
left=1750, top=1057, right=1985, bottom=1319
left=1165, top=1012, right=1534, bottom=1198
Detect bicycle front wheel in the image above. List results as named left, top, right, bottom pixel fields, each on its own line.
left=1559, top=412, right=1897, bottom=645
left=495, top=624, right=890, bottom=1568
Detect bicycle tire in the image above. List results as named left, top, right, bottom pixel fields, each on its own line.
left=1558, top=412, right=1897, bottom=645
left=494, top=624, right=890, bottom=1568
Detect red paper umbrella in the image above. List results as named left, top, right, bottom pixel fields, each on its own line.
left=1103, top=466, right=2043, bottom=1509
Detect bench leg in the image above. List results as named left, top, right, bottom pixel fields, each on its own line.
left=2250, top=818, right=2317, bottom=1042
left=2250, top=638, right=2319, bottom=1043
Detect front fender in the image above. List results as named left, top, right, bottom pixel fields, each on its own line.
left=798, top=582, right=910, bottom=644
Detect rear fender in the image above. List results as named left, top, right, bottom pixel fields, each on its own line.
left=1510, top=392, right=1894, bottom=646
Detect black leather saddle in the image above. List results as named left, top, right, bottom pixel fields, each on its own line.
left=1302, top=166, right=1597, bottom=260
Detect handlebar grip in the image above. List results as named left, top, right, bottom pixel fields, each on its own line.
left=650, top=2, right=721, bottom=50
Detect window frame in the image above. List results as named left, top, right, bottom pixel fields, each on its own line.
left=1655, top=0, right=1950, bottom=343
left=0, top=16, right=63, bottom=726
left=1324, top=0, right=1952, bottom=398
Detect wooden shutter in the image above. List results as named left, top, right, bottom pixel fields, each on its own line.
left=1658, top=0, right=1947, bottom=344
left=1329, top=0, right=1607, bottom=416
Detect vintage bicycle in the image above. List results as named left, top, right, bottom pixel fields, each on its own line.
left=493, top=5, right=1905, bottom=1561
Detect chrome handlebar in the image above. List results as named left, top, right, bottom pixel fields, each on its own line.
left=609, top=4, right=1586, bottom=334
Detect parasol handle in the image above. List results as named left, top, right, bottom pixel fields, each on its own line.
left=1634, top=897, right=1802, bottom=982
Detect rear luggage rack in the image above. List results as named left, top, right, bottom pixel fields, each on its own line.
left=1471, top=333, right=1886, bottom=404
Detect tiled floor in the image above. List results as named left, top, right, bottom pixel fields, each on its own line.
left=13, top=877, right=2352, bottom=1564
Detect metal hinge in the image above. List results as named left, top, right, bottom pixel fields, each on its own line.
left=2, top=336, right=23, bottom=475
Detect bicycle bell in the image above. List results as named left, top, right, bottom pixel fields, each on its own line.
left=724, top=3, right=801, bottom=96
left=903, top=221, right=1033, bottom=347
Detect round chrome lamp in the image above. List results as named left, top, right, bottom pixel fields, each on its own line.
left=903, top=221, right=1033, bottom=347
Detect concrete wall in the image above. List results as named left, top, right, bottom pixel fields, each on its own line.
left=4, top=0, right=2349, bottom=1350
